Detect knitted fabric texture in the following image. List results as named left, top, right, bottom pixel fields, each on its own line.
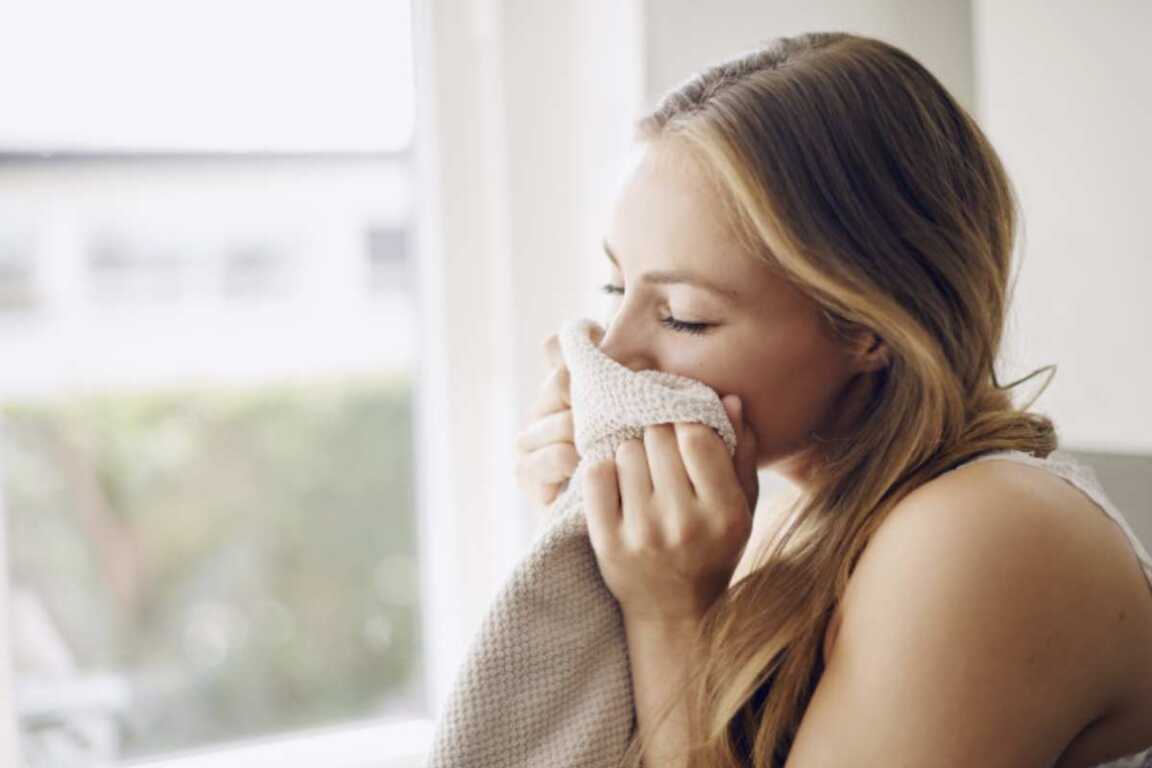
left=426, top=316, right=738, bottom=768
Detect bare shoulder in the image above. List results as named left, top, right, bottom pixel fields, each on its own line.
left=853, top=456, right=1152, bottom=699
left=788, top=456, right=1152, bottom=765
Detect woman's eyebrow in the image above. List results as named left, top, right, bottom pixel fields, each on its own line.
left=603, top=239, right=741, bottom=300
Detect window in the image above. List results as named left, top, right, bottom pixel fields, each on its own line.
left=0, top=2, right=426, bottom=766
left=365, top=226, right=411, bottom=295
left=86, top=231, right=191, bottom=304
left=220, top=244, right=287, bottom=300
left=0, top=234, right=37, bottom=315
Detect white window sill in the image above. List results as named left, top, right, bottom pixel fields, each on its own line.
left=119, top=718, right=432, bottom=768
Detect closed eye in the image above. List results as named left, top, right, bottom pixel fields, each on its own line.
left=659, top=317, right=711, bottom=334
left=599, top=283, right=712, bottom=335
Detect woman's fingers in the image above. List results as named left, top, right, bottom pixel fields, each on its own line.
left=543, top=333, right=564, bottom=369
left=614, top=439, right=652, bottom=503
left=614, top=439, right=656, bottom=544
left=529, top=364, right=570, bottom=420
left=536, top=322, right=601, bottom=421
left=588, top=323, right=606, bottom=347
left=519, top=477, right=563, bottom=506
left=536, top=481, right=563, bottom=506
left=642, top=424, right=693, bottom=499
left=516, top=442, right=579, bottom=486
left=674, top=421, right=742, bottom=509
left=515, top=409, right=573, bottom=453
left=722, top=395, right=760, bottom=512
left=515, top=332, right=576, bottom=508
left=583, top=458, right=621, bottom=554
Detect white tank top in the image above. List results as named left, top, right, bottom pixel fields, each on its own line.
left=960, top=448, right=1152, bottom=767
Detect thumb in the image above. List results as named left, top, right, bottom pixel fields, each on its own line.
left=722, top=395, right=759, bottom=511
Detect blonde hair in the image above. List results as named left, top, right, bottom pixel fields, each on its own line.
left=620, top=31, right=1057, bottom=766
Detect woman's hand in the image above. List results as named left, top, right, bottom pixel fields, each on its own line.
left=583, top=395, right=760, bottom=624
left=514, top=328, right=604, bottom=507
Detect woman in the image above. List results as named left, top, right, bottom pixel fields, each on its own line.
left=514, top=32, right=1152, bottom=767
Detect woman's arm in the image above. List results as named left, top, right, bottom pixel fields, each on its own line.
left=624, top=614, right=700, bottom=768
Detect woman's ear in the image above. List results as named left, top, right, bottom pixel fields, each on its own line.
left=821, top=309, right=891, bottom=372
left=852, top=332, right=890, bottom=373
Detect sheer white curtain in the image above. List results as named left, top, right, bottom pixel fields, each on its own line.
left=409, top=0, right=644, bottom=719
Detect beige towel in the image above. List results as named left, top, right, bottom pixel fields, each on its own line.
left=427, top=317, right=738, bottom=768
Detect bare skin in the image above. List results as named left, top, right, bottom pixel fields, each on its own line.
left=513, top=136, right=886, bottom=509
left=514, top=137, right=1152, bottom=765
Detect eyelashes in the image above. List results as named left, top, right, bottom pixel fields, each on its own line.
left=660, top=316, right=711, bottom=335
left=599, top=284, right=712, bottom=335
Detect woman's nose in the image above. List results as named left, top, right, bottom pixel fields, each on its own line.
left=597, top=319, right=655, bottom=373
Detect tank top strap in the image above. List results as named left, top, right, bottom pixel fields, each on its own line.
left=959, top=449, right=1152, bottom=587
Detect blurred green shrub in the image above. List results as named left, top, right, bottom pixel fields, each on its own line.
left=1, top=375, right=421, bottom=757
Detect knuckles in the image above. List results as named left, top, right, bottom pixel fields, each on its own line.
left=664, top=519, right=704, bottom=548
left=583, top=457, right=617, bottom=485
left=614, top=438, right=644, bottom=464
left=675, top=422, right=716, bottom=451
left=537, top=365, right=569, bottom=401
left=549, top=444, right=578, bottom=473
left=642, top=423, right=675, bottom=439
left=625, top=521, right=662, bottom=552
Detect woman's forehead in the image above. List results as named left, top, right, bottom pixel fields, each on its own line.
left=606, top=140, right=814, bottom=313
left=608, top=143, right=753, bottom=273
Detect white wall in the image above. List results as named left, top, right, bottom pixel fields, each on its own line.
left=643, top=0, right=975, bottom=113
left=975, top=0, right=1152, bottom=453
